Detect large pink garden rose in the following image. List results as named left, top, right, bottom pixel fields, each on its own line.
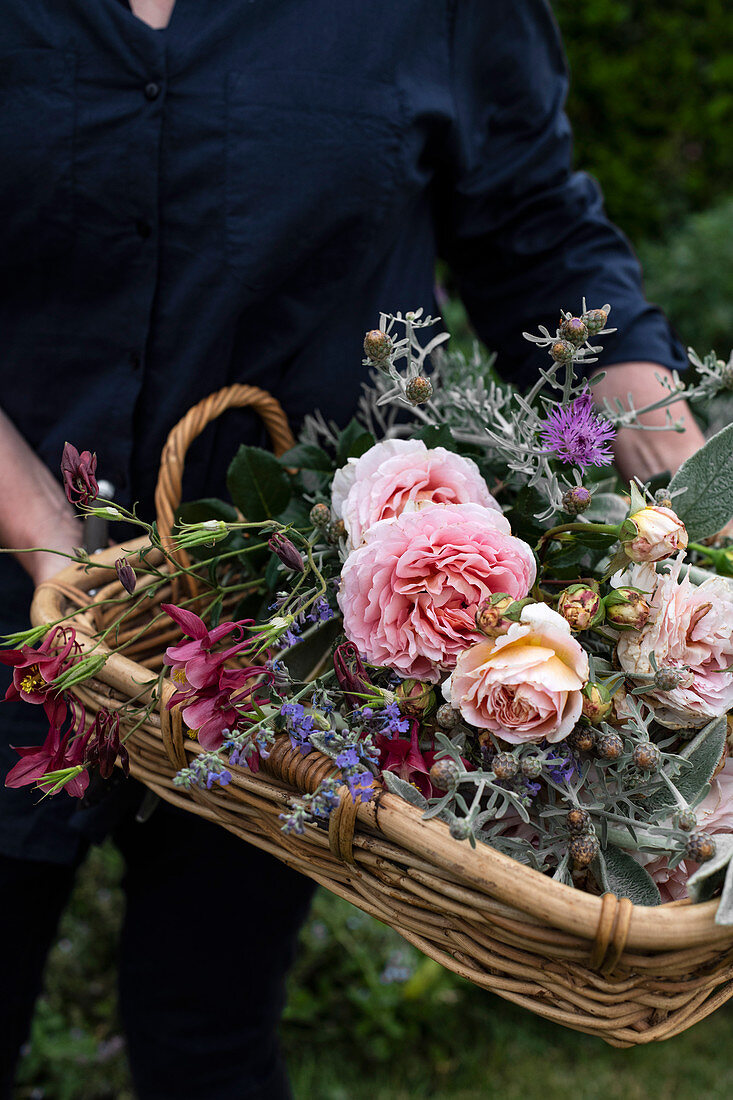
left=616, top=560, right=733, bottom=727
left=639, top=761, right=733, bottom=902
left=337, top=502, right=535, bottom=682
left=331, top=438, right=500, bottom=547
left=444, top=603, right=589, bottom=744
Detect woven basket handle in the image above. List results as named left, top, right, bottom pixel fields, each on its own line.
left=154, top=384, right=296, bottom=578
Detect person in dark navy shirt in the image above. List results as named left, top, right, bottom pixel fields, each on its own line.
left=0, top=1, right=707, bottom=1095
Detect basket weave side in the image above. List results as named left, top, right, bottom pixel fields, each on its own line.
left=30, top=550, right=733, bottom=1047
left=153, top=384, right=295, bottom=594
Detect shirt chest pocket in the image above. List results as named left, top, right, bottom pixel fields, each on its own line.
left=0, top=49, right=75, bottom=264
left=225, top=70, right=406, bottom=292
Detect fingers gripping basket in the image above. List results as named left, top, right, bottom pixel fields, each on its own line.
left=31, top=386, right=733, bottom=1047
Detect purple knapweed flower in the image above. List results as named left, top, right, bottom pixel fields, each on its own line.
left=540, top=393, right=615, bottom=469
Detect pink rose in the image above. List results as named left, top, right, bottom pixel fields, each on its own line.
left=337, top=502, right=535, bottom=682
left=331, top=438, right=500, bottom=547
left=444, top=603, right=589, bottom=744
left=616, top=561, right=733, bottom=727
left=639, top=761, right=733, bottom=902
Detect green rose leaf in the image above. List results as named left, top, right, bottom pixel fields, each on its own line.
left=416, top=424, right=456, bottom=450
left=595, top=844, right=661, bottom=906
left=227, top=445, right=292, bottom=522
left=277, top=443, right=334, bottom=472
left=336, top=420, right=374, bottom=465
left=668, top=421, right=733, bottom=540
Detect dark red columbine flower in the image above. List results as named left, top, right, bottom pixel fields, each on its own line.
left=268, top=533, right=305, bottom=573
left=333, top=641, right=372, bottom=707
left=0, top=626, right=81, bottom=705
left=179, top=665, right=273, bottom=752
left=115, top=557, right=137, bottom=594
left=5, top=697, right=90, bottom=798
left=60, top=442, right=99, bottom=506
left=84, top=709, right=130, bottom=779
left=376, top=722, right=438, bottom=798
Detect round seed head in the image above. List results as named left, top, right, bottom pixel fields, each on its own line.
left=521, top=756, right=543, bottom=779
left=492, top=752, right=519, bottom=781
left=363, top=329, right=392, bottom=363
left=429, top=758, right=460, bottom=790
left=405, top=376, right=433, bottom=406
left=561, top=485, right=592, bottom=515
left=567, top=807, right=592, bottom=834
left=632, top=742, right=662, bottom=772
left=685, top=831, right=716, bottom=863
left=559, top=316, right=589, bottom=347
left=309, top=502, right=331, bottom=528
left=568, top=726, right=596, bottom=754
left=436, top=703, right=461, bottom=729
left=676, top=809, right=697, bottom=832
left=550, top=340, right=575, bottom=364
left=582, top=308, right=608, bottom=335
left=569, top=832, right=599, bottom=869
left=595, top=732, right=624, bottom=761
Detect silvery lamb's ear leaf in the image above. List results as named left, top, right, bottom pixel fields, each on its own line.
left=668, top=421, right=733, bottom=541
left=714, top=856, right=733, bottom=925
left=688, top=834, right=733, bottom=904
left=596, top=844, right=662, bottom=906
left=645, top=717, right=727, bottom=814
left=381, top=770, right=429, bottom=810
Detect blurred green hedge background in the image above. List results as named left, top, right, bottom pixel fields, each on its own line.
left=17, top=3, right=733, bottom=1097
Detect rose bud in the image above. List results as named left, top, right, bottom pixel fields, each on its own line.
left=621, top=505, right=688, bottom=563
left=561, top=485, right=592, bottom=515
left=268, top=533, right=305, bottom=573
left=581, top=682, right=613, bottom=724
left=557, top=584, right=603, bottom=632
left=559, top=317, right=588, bottom=347
left=604, top=587, right=651, bottom=631
left=60, top=442, right=99, bottom=507
left=405, top=376, right=433, bottom=405
left=363, top=329, right=392, bottom=363
left=475, top=593, right=514, bottom=637
left=115, top=557, right=137, bottom=595
left=395, top=678, right=436, bottom=717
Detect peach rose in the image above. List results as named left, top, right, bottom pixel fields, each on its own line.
left=616, top=560, right=733, bottom=727
left=337, top=502, right=535, bottom=682
left=622, top=505, right=688, bottom=563
left=444, top=603, right=589, bottom=744
left=331, top=438, right=500, bottom=547
left=639, top=761, right=733, bottom=902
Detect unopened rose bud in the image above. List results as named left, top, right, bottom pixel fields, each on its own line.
left=114, top=557, right=136, bottom=594
left=60, top=442, right=99, bottom=507
left=436, top=703, right=461, bottom=729
left=581, top=682, right=613, bottom=724
left=559, top=317, right=588, bottom=347
left=561, top=485, right=592, bottom=515
left=475, top=593, right=514, bottom=637
left=405, top=376, right=433, bottom=405
left=604, top=588, right=651, bottom=631
left=582, top=308, right=608, bottom=336
left=557, top=585, right=603, bottom=632
left=621, top=505, right=688, bottom=563
left=654, top=665, right=694, bottom=692
left=309, top=502, right=331, bottom=528
left=550, top=340, right=575, bottom=364
left=363, top=329, right=392, bottom=363
left=395, top=678, right=435, bottom=717
left=429, top=758, right=460, bottom=790
left=268, top=533, right=305, bottom=573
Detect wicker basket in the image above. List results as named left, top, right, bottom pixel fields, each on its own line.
left=31, top=385, right=733, bottom=1047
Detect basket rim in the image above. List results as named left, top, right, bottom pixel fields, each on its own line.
left=30, top=541, right=733, bottom=955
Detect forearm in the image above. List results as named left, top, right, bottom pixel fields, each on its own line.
left=0, top=407, right=83, bottom=584
left=590, top=362, right=705, bottom=482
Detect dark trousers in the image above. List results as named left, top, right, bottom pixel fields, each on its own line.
left=0, top=798, right=316, bottom=1099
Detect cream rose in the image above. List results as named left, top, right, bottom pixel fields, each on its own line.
left=444, top=603, right=589, bottom=744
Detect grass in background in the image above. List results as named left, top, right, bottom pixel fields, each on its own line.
left=17, top=839, right=733, bottom=1099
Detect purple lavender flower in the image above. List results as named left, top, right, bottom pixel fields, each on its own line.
left=346, top=770, right=375, bottom=803
left=336, top=747, right=360, bottom=769
left=545, top=751, right=576, bottom=784
left=540, top=392, right=615, bottom=469
left=306, top=597, right=334, bottom=624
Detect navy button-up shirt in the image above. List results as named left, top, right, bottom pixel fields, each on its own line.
left=0, top=0, right=686, bottom=862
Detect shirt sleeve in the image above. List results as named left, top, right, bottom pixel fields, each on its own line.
left=436, top=0, right=687, bottom=386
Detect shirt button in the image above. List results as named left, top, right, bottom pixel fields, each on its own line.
left=144, top=82, right=161, bottom=101
left=135, top=219, right=152, bottom=239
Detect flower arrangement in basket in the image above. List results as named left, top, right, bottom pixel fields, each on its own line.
left=6, top=303, right=733, bottom=1046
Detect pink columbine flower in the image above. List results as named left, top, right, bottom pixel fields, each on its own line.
left=331, top=438, right=501, bottom=547
left=162, top=604, right=260, bottom=695
left=338, top=502, right=536, bottom=682
left=616, top=560, right=733, bottom=727
left=180, top=666, right=272, bottom=752
left=0, top=626, right=81, bottom=705
left=5, top=697, right=90, bottom=798
left=444, top=603, right=589, bottom=744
